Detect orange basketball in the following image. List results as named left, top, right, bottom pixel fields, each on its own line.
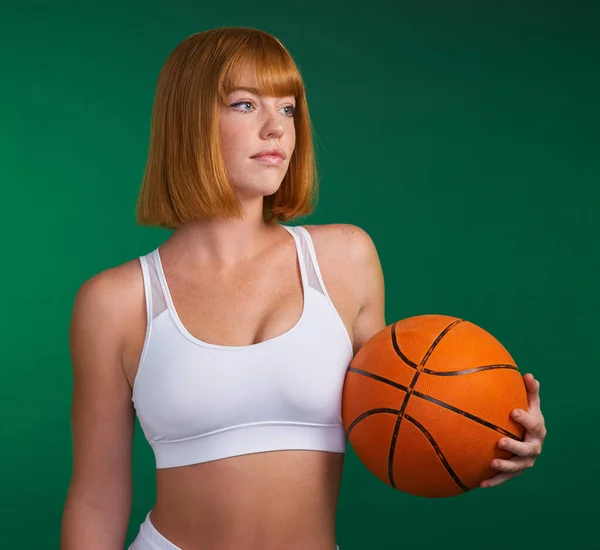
left=342, top=314, right=528, bottom=498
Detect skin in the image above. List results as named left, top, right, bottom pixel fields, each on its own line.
left=482, top=373, right=546, bottom=488
left=60, top=67, right=546, bottom=549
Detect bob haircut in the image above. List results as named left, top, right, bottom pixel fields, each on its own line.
left=136, top=27, right=318, bottom=229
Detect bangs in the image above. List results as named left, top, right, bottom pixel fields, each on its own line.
left=137, top=27, right=317, bottom=228
left=219, top=34, right=305, bottom=102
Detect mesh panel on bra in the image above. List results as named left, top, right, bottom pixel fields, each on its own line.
left=140, top=251, right=167, bottom=321
left=291, top=226, right=327, bottom=298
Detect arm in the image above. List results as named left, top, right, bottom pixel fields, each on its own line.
left=60, top=271, right=136, bottom=550
left=349, top=226, right=387, bottom=355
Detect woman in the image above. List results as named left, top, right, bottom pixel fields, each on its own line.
left=60, top=27, right=546, bottom=550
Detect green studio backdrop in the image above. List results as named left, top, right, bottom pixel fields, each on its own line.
left=1, top=1, right=598, bottom=548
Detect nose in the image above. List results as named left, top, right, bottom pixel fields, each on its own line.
left=259, top=109, right=285, bottom=140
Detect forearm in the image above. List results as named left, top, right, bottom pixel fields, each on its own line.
left=60, top=491, right=131, bottom=550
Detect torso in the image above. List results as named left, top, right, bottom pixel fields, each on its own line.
left=117, top=223, right=362, bottom=549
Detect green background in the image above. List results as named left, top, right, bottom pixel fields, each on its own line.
left=1, top=1, right=598, bottom=548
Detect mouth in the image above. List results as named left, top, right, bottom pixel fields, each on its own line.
left=251, top=154, right=285, bottom=166
left=250, top=147, right=286, bottom=162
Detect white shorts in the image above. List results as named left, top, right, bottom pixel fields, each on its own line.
left=129, top=510, right=340, bottom=549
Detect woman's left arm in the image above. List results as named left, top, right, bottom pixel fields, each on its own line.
left=480, top=373, right=547, bottom=488
left=347, top=225, right=387, bottom=357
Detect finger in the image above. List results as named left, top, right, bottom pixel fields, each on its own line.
left=497, top=437, right=542, bottom=457
left=480, top=471, right=522, bottom=489
left=511, top=408, right=546, bottom=438
left=523, top=373, right=541, bottom=411
left=490, top=456, right=535, bottom=473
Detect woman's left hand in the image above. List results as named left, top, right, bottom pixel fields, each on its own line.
left=480, top=372, right=546, bottom=488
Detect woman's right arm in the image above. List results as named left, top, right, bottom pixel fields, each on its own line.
left=60, top=270, right=136, bottom=550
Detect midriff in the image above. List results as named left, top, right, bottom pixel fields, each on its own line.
left=149, top=449, right=345, bottom=550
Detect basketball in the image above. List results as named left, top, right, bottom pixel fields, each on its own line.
left=342, top=314, right=528, bottom=498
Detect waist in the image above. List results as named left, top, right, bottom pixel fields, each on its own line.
left=151, top=450, right=344, bottom=546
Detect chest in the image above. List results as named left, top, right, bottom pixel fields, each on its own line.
left=133, top=288, right=354, bottom=440
left=122, top=236, right=359, bottom=389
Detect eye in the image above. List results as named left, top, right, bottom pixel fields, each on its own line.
left=230, top=101, right=254, bottom=113
left=230, top=101, right=296, bottom=117
left=282, top=105, right=296, bottom=117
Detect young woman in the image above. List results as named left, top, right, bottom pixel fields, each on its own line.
left=60, top=27, right=546, bottom=550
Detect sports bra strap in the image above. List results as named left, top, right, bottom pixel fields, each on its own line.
left=139, top=252, right=168, bottom=322
left=292, top=225, right=329, bottom=300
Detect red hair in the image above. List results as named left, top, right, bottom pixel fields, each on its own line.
left=136, top=27, right=319, bottom=229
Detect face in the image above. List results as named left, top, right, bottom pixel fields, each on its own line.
left=218, top=69, right=296, bottom=201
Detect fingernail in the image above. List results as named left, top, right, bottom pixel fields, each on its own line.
left=512, top=410, right=520, bottom=419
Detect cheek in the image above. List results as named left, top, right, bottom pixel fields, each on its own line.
left=219, top=118, right=247, bottom=161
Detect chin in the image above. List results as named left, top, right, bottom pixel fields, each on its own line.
left=235, top=181, right=285, bottom=198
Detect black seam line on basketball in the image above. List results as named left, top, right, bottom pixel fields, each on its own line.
left=390, top=322, right=419, bottom=368
left=422, top=364, right=519, bottom=376
left=412, top=390, right=523, bottom=440
left=346, top=408, right=400, bottom=436
left=346, top=367, right=523, bottom=441
left=347, top=367, right=410, bottom=393
left=349, top=364, right=518, bottom=381
left=420, top=319, right=464, bottom=366
left=346, top=365, right=411, bottom=488
left=388, top=391, right=412, bottom=489
left=404, top=414, right=470, bottom=492
left=388, top=366, right=422, bottom=489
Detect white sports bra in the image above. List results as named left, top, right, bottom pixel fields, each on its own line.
left=131, top=224, right=354, bottom=469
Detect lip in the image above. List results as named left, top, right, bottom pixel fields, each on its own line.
left=250, top=147, right=286, bottom=160
left=252, top=155, right=284, bottom=165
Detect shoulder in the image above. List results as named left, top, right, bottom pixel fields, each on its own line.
left=302, top=223, right=386, bottom=351
left=300, top=222, right=383, bottom=307
left=73, top=258, right=143, bottom=317
left=302, top=223, right=378, bottom=260
left=302, top=223, right=380, bottom=278
left=70, top=257, right=145, bottom=355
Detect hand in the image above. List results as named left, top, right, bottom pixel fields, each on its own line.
left=480, top=373, right=546, bottom=488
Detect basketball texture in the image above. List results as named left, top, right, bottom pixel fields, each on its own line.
left=342, top=314, right=528, bottom=498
